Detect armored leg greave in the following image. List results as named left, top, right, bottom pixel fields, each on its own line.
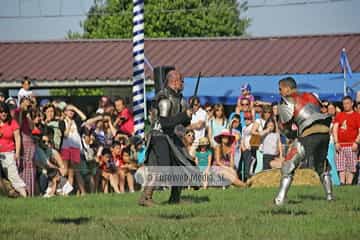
left=321, top=172, right=334, bottom=201
left=274, top=175, right=293, bottom=206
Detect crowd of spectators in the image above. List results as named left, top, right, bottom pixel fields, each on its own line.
left=0, top=80, right=359, bottom=198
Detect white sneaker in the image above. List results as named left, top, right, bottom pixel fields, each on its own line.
left=62, top=182, right=74, bottom=195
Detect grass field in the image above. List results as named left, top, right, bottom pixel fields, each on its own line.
left=0, top=186, right=359, bottom=240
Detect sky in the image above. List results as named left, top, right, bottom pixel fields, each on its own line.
left=0, top=0, right=359, bottom=41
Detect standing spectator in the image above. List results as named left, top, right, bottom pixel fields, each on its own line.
left=321, top=101, right=329, bottom=114
left=327, top=102, right=341, bottom=185
left=240, top=111, right=254, bottom=181
left=0, top=102, right=27, bottom=197
left=238, top=98, right=251, bottom=128
left=229, top=114, right=242, bottom=171
left=204, top=103, right=213, bottom=136
left=333, top=96, right=360, bottom=185
left=188, top=97, right=207, bottom=145
left=271, top=102, right=279, bottom=122
left=15, top=97, right=36, bottom=196
left=114, top=98, right=134, bottom=136
left=43, top=104, right=65, bottom=151
left=250, top=105, right=273, bottom=170
left=96, top=96, right=111, bottom=115
left=61, top=104, right=87, bottom=195
left=17, top=77, right=33, bottom=107
left=208, top=104, right=228, bottom=147
left=0, top=92, right=5, bottom=103
left=228, top=101, right=242, bottom=132
left=261, top=118, right=282, bottom=170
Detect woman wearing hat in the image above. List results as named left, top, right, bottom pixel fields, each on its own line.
left=214, top=129, right=246, bottom=188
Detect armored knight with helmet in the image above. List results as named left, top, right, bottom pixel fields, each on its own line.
left=138, top=70, right=197, bottom=207
left=274, top=77, right=334, bottom=206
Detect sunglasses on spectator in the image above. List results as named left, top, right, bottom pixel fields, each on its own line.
left=241, top=103, right=249, bottom=106
left=206, top=108, right=212, bottom=112
left=186, top=133, right=194, bottom=137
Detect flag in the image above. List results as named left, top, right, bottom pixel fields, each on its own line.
left=340, top=48, right=353, bottom=79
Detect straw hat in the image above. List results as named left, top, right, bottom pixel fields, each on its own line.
left=198, top=137, right=210, bottom=146
left=214, top=129, right=235, bottom=144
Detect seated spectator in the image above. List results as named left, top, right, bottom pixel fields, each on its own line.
left=130, top=136, right=146, bottom=166
left=213, top=130, right=246, bottom=188
left=97, top=147, right=121, bottom=193
left=118, top=146, right=136, bottom=193
left=183, top=129, right=196, bottom=160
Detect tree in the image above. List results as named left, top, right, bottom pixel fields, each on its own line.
left=50, top=88, right=104, bottom=96
left=68, top=0, right=250, bottom=39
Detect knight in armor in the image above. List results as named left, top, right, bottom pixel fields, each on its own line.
left=274, top=77, right=334, bottom=206
left=138, top=70, right=196, bottom=207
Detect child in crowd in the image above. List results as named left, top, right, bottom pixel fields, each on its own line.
left=17, top=77, right=33, bottom=107
left=229, top=114, right=242, bottom=172
left=81, top=127, right=100, bottom=193
left=98, top=147, right=120, bottom=193
left=118, top=146, right=136, bottom=193
left=240, top=111, right=254, bottom=181
left=237, top=83, right=255, bottom=111
left=195, top=137, right=212, bottom=189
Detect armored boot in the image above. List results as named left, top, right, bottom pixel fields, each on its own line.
left=138, top=186, right=156, bottom=207
left=274, top=175, right=293, bottom=206
left=321, top=173, right=334, bottom=201
left=168, top=186, right=182, bottom=204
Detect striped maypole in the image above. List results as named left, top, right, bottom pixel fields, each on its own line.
left=132, top=0, right=145, bottom=137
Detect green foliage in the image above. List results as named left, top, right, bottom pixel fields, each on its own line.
left=50, top=88, right=104, bottom=96
left=70, top=0, right=251, bottom=39
left=1, top=187, right=359, bottom=240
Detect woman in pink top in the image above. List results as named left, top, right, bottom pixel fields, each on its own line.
left=0, top=102, right=27, bottom=197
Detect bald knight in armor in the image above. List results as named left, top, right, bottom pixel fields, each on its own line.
left=274, top=77, right=334, bottom=206
left=139, top=70, right=197, bottom=207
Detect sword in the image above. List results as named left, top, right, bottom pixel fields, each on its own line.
left=190, top=72, right=201, bottom=107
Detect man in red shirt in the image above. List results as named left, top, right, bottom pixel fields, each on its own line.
left=333, top=96, right=360, bottom=185
left=114, top=98, right=134, bottom=136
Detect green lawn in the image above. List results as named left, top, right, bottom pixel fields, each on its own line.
left=0, top=186, right=359, bottom=240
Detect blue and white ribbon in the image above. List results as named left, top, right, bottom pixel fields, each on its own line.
left=132, top=0, right=145, bottom=137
